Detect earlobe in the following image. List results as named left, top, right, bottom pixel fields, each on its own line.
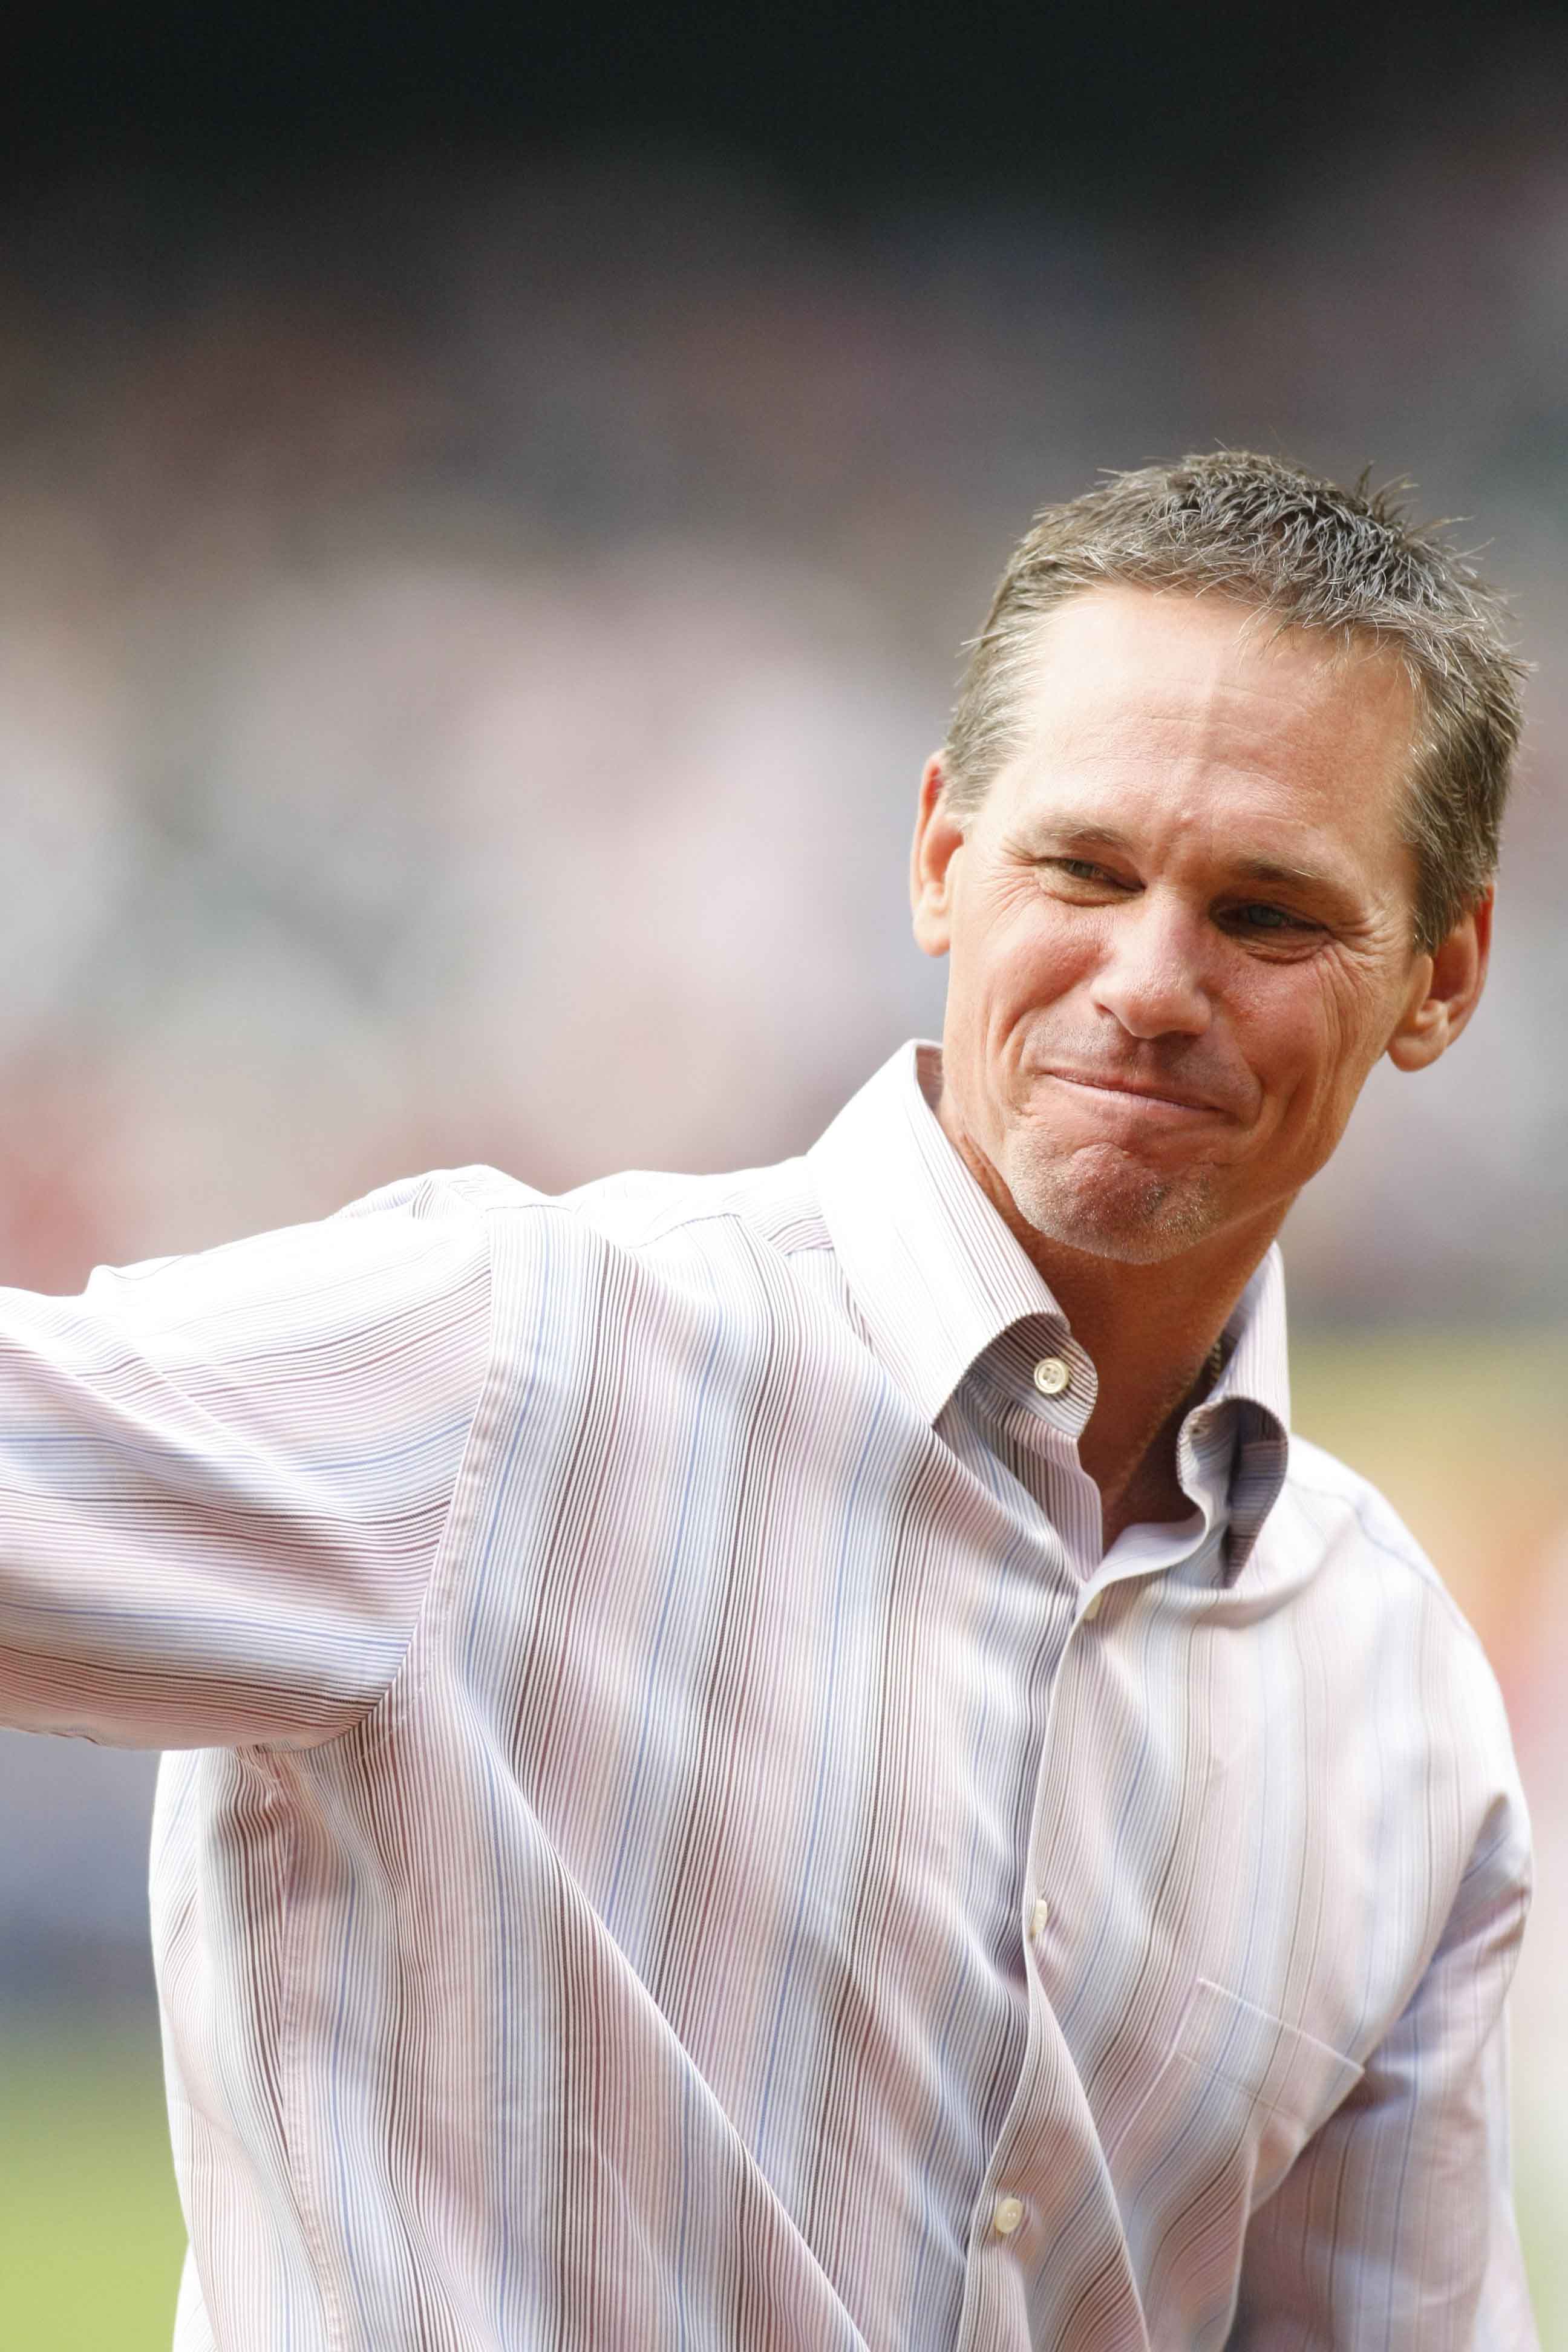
left=1385, top=984, right=1447, bottom=1073
left=1386, top=891, right=1492, bottom=1073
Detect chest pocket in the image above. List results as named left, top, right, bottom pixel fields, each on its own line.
left=1111, top=1977, right=1364, bottom=2349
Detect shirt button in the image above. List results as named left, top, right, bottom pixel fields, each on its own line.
left=1028, top=1894, right=1050, bottom=1939
left=993, top=2194, right=1026, bottom=2238
left=1033, top=1355, right=1070, bottom=1396
left=1080, top=1588, right=1103, bottom=1621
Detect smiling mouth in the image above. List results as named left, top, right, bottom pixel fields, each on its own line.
left=1045, top=1071, right=1226, bottom=1116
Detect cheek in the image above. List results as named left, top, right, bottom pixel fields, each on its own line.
left=956, top=883, right=1087, bottom=1018
left=1254, top=969, right=1389, bottom=1134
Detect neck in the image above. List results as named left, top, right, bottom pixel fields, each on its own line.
left=938, top=1097, right=1280, bottom=1532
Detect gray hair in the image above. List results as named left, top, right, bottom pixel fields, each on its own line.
left=942, top=451, right=1528, bottom=953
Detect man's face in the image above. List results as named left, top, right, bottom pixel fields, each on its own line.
left=911, top=585, right=1488, bottom=1270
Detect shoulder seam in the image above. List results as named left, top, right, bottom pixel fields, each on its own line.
left=480, top=1192, right=834, bottom=1261
left=1285, top=1469, right=1488, bottom=1658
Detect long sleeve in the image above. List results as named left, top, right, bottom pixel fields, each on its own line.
left=0, top=1173, right=492, bottom=1750
left=1228, top=1777, right=1537, bottom=2350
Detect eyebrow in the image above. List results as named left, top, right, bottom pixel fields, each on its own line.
left=1042, top=823, right=1349, bottom=901
left=1232, top=854, right=1343, bottom=893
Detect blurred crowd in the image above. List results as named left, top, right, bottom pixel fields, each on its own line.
left=1, top=138, right=1564, bottom=1311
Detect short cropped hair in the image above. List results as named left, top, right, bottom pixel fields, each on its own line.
left=942, top=451, right=1527, bottom=952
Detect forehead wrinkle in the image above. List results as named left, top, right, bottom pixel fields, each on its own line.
left=1020, top=590, right=1415, bottom=763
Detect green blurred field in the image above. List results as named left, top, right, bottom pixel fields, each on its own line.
left=1, top=2031, right=185, bottom=2351
left=3, top=1331, right=1564, bottom=2348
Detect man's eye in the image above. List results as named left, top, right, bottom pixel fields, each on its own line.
left=1225, top=903, right=1313, bottom=932
left=1048, top=858, right=1125, bottom=886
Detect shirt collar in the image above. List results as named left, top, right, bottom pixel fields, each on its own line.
left=809, top=1040, right=1068, bottom=1426
left=1201, top=1246, right=1292, bottom=1432
left=808, top=1041, right=1292, bottom=1573
left=1180, top=1247, right=1292, bottom=1578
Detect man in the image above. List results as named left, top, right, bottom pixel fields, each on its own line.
left=0, top=452, right=1536, bottom=2349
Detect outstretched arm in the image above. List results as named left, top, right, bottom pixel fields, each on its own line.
left=0, top=1175, right=491, bottom=1750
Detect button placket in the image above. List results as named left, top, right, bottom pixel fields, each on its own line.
left=953, top=1518, right=1152, bottom=2348
left=955, top=1348, right=1115, bottom=2343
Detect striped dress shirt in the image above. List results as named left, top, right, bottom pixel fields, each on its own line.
left=0, top=1042, right=1535, bottom=2351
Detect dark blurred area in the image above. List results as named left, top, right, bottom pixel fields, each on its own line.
left=8, top=1, right=1558, bottom=201
left=1, top=7, right=1566, bottom=2334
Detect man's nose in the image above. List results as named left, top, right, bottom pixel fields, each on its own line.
left=1088, top=895, right=1213, bottom=1039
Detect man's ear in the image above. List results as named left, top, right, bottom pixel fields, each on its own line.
left=1387, top=887, right=1493, bottom=1072
left=910, top=752, right=967, bottom=958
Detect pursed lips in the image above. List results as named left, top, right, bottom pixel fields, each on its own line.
left=1040, top=1068, right=1232, bottom=1116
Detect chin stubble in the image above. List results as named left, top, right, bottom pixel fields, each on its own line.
left=1001, top=1133, right=1220, bottom=1265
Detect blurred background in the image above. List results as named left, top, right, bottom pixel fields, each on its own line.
left=1, top=3, right=1564, bottom=2342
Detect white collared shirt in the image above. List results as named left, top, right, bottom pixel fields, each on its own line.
left=0, top=1044, right=1535, bottom=2348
